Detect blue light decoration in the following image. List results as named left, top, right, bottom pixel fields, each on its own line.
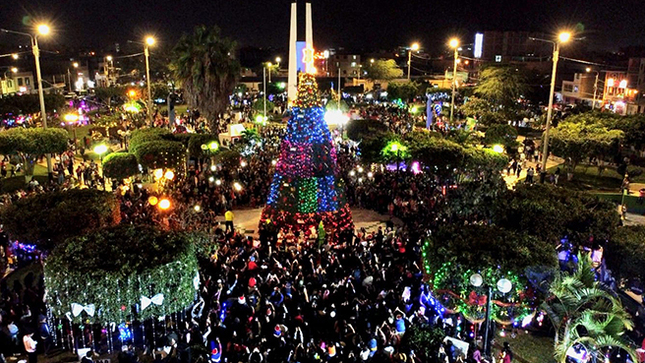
left=219, top=301, right=228, bottom=323
left=420, top=286, right=446, bottom=316
left=15, top=242, right=38, bottom=253
left=260, top=72, right=353, bottom=239
left=118, top=322, right=132, bottom=341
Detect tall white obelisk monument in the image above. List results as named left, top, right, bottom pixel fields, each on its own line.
left=287, top=2, right=314, bottom=105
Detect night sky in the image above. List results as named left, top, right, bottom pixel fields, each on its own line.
left=1, top=0, right=644, bottom=53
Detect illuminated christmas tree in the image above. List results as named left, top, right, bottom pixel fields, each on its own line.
left=260, top=72, right=353, bottom=240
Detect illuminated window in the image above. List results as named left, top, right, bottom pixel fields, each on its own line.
left=607, top=78, right=615, bottom=87
left=495, top=55, right=502, bottom=62
left=619, top=80, right=627, bottom=88
left=351, top=62, right=356, bottom=67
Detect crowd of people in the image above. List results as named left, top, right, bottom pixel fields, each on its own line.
left=0, top=100, right=524, bottom=363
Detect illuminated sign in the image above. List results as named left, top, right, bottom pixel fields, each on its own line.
left=474, top=33, right=483, bottom=58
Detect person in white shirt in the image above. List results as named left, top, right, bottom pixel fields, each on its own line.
left=23, top=332, right=37, bottom=363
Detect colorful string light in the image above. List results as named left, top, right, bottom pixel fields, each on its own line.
left=261, top=73, right=353, bottom=239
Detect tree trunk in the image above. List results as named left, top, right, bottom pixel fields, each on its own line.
left=22, top=154, right=34, bottom=183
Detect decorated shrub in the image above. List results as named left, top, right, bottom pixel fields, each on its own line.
left=44, top=224, right=202, bottom=324
left=102, top=152, right=139, bottom=180
left=134, top=140, right=185, bottom=170
left=128, top=128, right=172, bottom=154
left=0, top=189, right=120, bottom=250
left=422, top=224, right=556, bottom=325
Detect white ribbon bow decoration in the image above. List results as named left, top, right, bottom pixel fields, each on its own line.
left=193, top=273, right=200, bottom=290
left=141, top=293, right=164, bottom=310
left=71, top=303, right=96, bottom=317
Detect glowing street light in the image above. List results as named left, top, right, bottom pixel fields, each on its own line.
left=73, top=62, right=79, bottom=68
left=11, top=53, right=18, bottom=60
left=37, top=24, right=50, bottom=35
left=194, top=205, right=201, bottom=212
left=1, top=23, right=53, bottom=178
left=64, top=113, right=79, bottom=123
left=10, top=67, right=17, bottom=73
left=530, top=30, right=573, bottom=182
left=143, top=36, right=156, bottom=126
left=407, top=42, right=420, bottom=80
left=586, top=67, right=600, bottom=110
left=148, top=196, right=159, bottom=206
left=208, top=141, right=219, bottom=151
left=449, top=37, right=460, bottom=123
left=106, top=55, right=113, bottom=62
left=492, top=144, right=505, bottom=153
left=158, top=198, right=171, bottom=210
left=558, top=32, right=572, bottom=43
left=233, top=182, right=243, bottom=191
left=164, top=170, right=175, bottom=180
left=93, top=144, right=108, bottom=156
left=470, top=272, right=513, bottom=358
left=153, top=169, right=164, bottom=179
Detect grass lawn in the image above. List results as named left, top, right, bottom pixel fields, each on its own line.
left=0, top=164, right=49, bottom=193
left=596, top=193, right=645, bottom=214
left=496, top=331, right=555, bottom=363
left=175, top=104, right=189, bottom=115
left=544, top=164, right=634, bottom=192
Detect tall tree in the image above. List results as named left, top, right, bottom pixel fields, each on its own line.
left=475, top=66, right=527, bottom=107
left=0, top=128, right=68, bottom=181
left=170, top=25, right=240, bottom=129
left=365, top=59, right=403, bottom=80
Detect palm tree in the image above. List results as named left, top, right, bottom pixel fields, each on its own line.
left=170, top=25, right=240, bottom=130
left=541, top=254, right=636, bottom=362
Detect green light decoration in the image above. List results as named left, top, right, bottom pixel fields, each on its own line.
left=381, top=140, right=410, bottom=160
left=44, top=225, right=203, bottom=324
left=298, top=177, right=318, bottom=213
left=422, top=240, right=536, bottom=326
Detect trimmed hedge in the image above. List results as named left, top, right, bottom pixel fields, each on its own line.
left=0, top=189, right=121, bottom=249
left=45, top=224, right=203, bottom=323
left=103, top=152, right=139, bottom=180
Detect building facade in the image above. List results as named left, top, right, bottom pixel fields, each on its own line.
left=1, top=71, right=34, bottom=96
left=560, top=72, right=599, bottom=107
left=602, top=71, right=639, bottom=115
left=328, top=54, right=362, bottom=78
left=480, top=31, right=553, bottom=63
left=627, top=58, right=645, bottom=113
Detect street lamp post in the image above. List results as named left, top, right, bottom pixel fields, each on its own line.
left=586, top=67, right=600, bottom=110
left=532, top=32, right=571, bottom=183
left=449, top=38, right=460, bottom=123
left=1, top=24, right=53, bottom=180
left=267, top=62, right=273, bottom=84
left=469, top=273, right=513, bottom=359
left=144, top=36, right=155, bottom=126
left=407, top=43, right=419, bottom=80
left=263, top=64, right=268, bottom=122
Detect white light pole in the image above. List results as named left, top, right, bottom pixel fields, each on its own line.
left=531, top=32, right=571, bottom=182
left=470, top=273, right=513, bottom=359
left=144, top=36, right=155, bottom=126
left=263, top=65, right=267, bottom=121
left=407, top=42, right=419, bottom=80
left=586, top=67, right=600, bottom=110
left=2, top=24, right=53, bottom=179
left=449, top=38, right=460, bottom=123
